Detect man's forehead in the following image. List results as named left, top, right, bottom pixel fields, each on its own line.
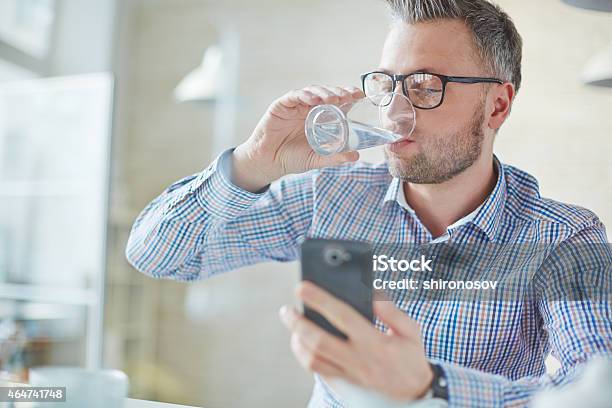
left=379, top=20, right=480, bottom=75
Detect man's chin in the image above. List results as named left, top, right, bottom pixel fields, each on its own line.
left=383, top=147, right=436, bottom=183
left=384, top=148, right=413, bottom=175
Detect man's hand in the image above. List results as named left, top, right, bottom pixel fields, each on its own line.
left=232, top=86, right=363, bottom=192
left=279, top=281, right=433, bottom=401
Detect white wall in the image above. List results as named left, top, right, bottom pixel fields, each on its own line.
left=495, top=0, right=612, bottom=230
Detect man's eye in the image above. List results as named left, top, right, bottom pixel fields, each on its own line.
left=422, top=88, right=441, bottom=94
left=412, top=88, right=441, bottom=95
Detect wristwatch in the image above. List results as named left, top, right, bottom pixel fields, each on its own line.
left=418, top=363, right=449, bottom=407
left=429, top=363, right=449, bottom=400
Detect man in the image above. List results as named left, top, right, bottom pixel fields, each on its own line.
left=126, top=0, right=611, bottom=406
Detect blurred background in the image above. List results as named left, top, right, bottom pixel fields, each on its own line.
left=0, top=0, right=610, bottom=407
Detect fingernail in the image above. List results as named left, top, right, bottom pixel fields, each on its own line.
left=279, top=305, right=288, bottom=319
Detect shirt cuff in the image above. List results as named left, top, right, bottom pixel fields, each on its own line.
left=192, top=148, right=269, bottom=221
left=433, top=360, right=504, bottom=407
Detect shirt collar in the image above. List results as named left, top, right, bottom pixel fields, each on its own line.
left=471, top=156, right=506, bottom=241
left=382, top=156, right=506, bottom=241
left=382, top=176, right=403, bottom=207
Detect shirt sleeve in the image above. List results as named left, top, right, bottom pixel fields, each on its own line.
left=125, top=148, right=315, bottom=281
left=432, top=222, right=612, bottom=407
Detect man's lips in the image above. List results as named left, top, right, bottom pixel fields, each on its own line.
left=388, top=135, right=418, bottom=153
left=391, top=136, right=416, bottom=145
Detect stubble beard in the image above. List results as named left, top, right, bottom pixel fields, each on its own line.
left=385, top=101, right=486, bottom=184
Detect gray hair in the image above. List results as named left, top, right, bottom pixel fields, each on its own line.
left=384, top=0, right=523, bottom=93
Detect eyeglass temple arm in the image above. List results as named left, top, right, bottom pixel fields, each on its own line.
left=445, top=76, right=504, bottom=84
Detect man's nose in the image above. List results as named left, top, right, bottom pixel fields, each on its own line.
left=386, top=92, right=412, bottom=117
left=392, top=80, right=403, bottom=95
left=380, top=91, right=416, bottom=133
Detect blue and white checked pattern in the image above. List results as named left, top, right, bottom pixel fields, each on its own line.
left=126, top=149, right=611, bottom=407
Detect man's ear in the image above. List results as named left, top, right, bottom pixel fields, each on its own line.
left=487, top=82, right=515, bottom=131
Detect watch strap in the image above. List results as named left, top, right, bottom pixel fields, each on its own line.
left=429, top=363, right=449, bottom=401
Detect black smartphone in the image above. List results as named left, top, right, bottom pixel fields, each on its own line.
left=300, top=238, right=374, bottom=339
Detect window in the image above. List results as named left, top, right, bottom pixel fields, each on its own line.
left=0, top=0, right=55, bottom=58
left=0, top=0, right=55, bottom=76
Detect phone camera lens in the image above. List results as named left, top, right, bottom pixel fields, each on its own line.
left=323, top=246, right=351, bottom=266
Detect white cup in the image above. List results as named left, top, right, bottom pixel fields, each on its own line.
left=29, top=366, right=128, bottom=408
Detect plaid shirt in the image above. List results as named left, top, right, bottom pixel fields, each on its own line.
left=126, top=149, right=611, bottom=407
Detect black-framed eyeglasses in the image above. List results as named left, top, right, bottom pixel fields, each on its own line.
left=361, top=71, right=504, bottom=110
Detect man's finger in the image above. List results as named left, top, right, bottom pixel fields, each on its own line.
left=279, top=305, right=353, bottom=366
left=304, top=86, right=341, bottom=105
left=291, top=334, right=344, bottom=378
left=296, top=281, right=374, bottom=340
left=324, top=86, right=353, bottom=105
